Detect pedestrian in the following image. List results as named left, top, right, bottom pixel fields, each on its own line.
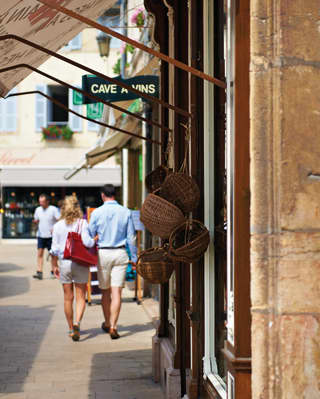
left=51, top=195, right=96, bottom=341
left=33, top=193, right=60, bottom=280
left=88, top=184, right=137, bottom=339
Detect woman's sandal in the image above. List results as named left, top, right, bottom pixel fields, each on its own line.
left=68, top=329, right=74, bottom=338
left=109, top=327, right=120, bottom=340
left=72, top=324, right=80, bottom=342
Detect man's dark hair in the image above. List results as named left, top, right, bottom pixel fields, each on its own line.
left=100, top=184, right=116, bottom=198
left=39, top=193, right=49, bottom=201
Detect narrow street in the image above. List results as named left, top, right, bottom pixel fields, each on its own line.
left=0, top=244, right=163, bottom=399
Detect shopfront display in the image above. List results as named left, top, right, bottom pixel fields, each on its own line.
left=1, top=186, right=120, bottom=239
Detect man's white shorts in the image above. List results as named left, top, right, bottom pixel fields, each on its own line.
left=97, top=248, right=129, bottom=290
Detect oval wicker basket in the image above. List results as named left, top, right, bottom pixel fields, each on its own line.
left=168, top=220, right=210, bottom=263
left=145, top=165, right=169, bottom=193
left=136, top=247, right=174, bottom=284
left=160, top=173, right=200, bottom=214
left=140, top=192, right=185, bottom=239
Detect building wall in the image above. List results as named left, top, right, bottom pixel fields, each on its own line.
left=0, top=27, right=120, bottom=166
left=250, top=1, right=320, bottom=397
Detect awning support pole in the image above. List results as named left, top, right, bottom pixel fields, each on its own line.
left=0, top=64, right=171, bottom=134
left=36, top=0, right=226, bottom=89
left=0, top=35, right=189, bottom=119
left=6, top=91, right=161, bottom=145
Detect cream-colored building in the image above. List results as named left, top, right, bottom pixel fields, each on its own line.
left=0, top=25, right=122, bottom=239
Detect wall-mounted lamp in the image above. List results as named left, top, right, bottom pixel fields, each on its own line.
left=96, top=34, right=111, bottom=58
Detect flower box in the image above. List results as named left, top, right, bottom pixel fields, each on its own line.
left=41, top=125, right=74, bottom=141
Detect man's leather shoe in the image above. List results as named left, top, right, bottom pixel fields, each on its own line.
left=33, top=271, right=43, bottom=280
left=101, top=322, right=110, bottom=333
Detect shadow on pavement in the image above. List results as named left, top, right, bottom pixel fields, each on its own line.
left=0, top=263, right=24, bottom=273
left=0, top=304, right=54, bottom=394
left=81, top=322, right=154, bottom=342
left=88, top=349, right=163, bottom=399
left=0, top=275, right=30, bottom=298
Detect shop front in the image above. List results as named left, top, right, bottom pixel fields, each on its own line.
left=0, top=149, right=121, bottom=240
left=1, top=185, right=112, bottom=239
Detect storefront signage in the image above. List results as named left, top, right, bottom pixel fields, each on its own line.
left=81, top=75, right=159, bottom=104
left=0, top=151, right=36, bottom=165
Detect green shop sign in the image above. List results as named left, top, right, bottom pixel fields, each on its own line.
left=81, top=74, right=159, bottom=104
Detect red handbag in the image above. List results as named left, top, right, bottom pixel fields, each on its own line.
left=63, top=220, right=98, bottom=267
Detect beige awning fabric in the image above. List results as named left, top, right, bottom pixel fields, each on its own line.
left=0, top=0, right=117, bottom=96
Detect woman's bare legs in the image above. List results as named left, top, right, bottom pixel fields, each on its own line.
left=63, top=283, right=74, bottom=330
left=74, top=283, right=87, bottom=325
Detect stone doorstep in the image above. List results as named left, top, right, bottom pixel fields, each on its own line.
left=140, top=297, right=160, bottom=328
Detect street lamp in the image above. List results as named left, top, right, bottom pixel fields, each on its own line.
left=96, top=34, right=111, bottom=58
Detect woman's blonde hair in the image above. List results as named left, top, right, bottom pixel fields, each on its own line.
left=60, top=195, right=83, bottom=225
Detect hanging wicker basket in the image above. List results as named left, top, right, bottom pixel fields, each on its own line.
left=136, top=247, right=174, bottom=284
left=160, top=172, right=200, bottom=214
left=140, top=191, right=185, bottom=239
left=145, top=165, right=170, bottom=193
left=168, top=219, right=210, bottom=263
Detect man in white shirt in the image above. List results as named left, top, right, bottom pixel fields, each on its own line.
left=33, top=194, right=60, bottom=280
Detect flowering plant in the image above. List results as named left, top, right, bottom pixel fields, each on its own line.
left=131, top=8, right=145, bottom=27
left=41, top=125, right=74, bottom=141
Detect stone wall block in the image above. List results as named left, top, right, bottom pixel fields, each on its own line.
left=278, top=314, right=320, bottom=399
left=280, top=66, right=320, bottom=230
left=279, top=0, right=320, bottom=61
left=251, top=311, right=275, bottom=399
left=277, top=239, right=320, bottom=314
left=251, top=235, right=278, bottom=309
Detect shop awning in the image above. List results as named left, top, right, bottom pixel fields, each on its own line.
left=0, top=0, right=118, bottom=96
left=1, top=166, right=121, bottom=187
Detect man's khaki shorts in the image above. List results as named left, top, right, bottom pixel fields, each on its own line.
left=97, top=248, right=129, bottom=290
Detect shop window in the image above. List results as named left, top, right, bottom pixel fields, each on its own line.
left=0, top=87, right=17, bottom=132
left=35, top=85, right=82, bottom=132
left=2, top=186, right=104, bottom=239
left=203, top=0, right=229, bottom=394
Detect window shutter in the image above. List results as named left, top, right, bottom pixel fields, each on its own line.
left=69, top=88, right=82, bottom=132
left=0, top=87, right=18, bottom=132
left=70, top=33, right=82, bottom=50
left=35, top=85, right=47, bottom=132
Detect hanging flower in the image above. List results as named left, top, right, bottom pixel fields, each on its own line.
left=131, top=7, right=145, bottom=28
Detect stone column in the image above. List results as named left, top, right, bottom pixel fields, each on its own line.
left=250, top=1, right=320, bottom=398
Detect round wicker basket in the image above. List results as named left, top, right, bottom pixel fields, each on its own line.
left=145, top=165, right=169, bottom=193
left=136, top=247, right=174, bottom=284
left=168, top=219, right=210, bottom=263
left=160, top=172, right=200, bottom=214
left=140, top=192, right=185, bottom=239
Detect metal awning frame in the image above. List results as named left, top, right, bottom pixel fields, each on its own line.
left=37, top=0, right=226, bottom=89
left=0, top=34, right=189, bottom=119
left=6, top=90, right=160, bottom=145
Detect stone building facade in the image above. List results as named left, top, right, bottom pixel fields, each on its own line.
left=250, top=0, right=320, bottom=397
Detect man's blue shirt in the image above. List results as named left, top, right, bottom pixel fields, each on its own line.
left=88, top=200, right=137, bottom=263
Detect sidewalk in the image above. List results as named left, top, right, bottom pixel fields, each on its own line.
left=0, top=244, right=164, bottom=399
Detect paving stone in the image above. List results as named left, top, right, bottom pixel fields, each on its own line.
left=0, top=244, right=163, bottom=399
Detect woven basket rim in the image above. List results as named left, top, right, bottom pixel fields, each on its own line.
left=169, top=219, right=210, bottom=251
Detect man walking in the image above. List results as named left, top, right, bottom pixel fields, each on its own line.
left=89, top=184, right=137, bottom=339
left=33, top=194, right=60, bottom=280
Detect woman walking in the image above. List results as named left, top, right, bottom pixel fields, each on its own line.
left=51, top=195, right=95, bottom=341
